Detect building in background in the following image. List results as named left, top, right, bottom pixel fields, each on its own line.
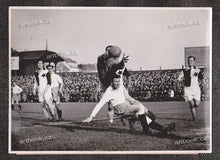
left=11, top=49, right=64, bottom=75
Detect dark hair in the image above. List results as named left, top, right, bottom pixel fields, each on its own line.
left=188, top=56, right=196, bottom=61
left=111, top=73, right=121, bottom=81
left=105, top=45, right=112, bottom=51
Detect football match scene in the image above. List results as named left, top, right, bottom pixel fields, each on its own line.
left=9, top=8, right=211, bottom=153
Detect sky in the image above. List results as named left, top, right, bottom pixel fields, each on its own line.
left=11, top=7, right=211, bottom=70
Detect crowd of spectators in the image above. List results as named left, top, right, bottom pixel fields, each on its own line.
left=12, top=68, right=210, bottom=103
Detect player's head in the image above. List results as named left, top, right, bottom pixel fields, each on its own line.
left=188, top=56, right=196, bottom=67
left=47, top=64, right=54, bottom=73
left=43, top=62, right=49, bottom=70
left=50, top=62, right=56, bottom=72
left=111, top=73, right=121, bottom=89
left=107, top=45, right=121, bottom=58
left=37, top=60, right=44, bottom=69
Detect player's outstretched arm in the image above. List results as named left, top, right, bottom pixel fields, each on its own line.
left=82, top=90, right=110, bottom=123
left=83, top=116, right=93, bottom=123
left=82, top=102, right=106, bottom=123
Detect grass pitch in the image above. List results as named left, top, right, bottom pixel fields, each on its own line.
left=11, top=101, right=210, bottom=152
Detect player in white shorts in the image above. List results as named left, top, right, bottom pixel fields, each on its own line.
left=33, top=60, right=56, bottom=121
left=83, top=73, right=175, bottom=135
left=178, top=56, right=203, bottom=121
left=47, top=62, right=64, bottom=121
left=11, top=81, right=23, bottom=111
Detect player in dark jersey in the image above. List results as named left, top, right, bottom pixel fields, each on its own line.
left=97, top=45, right=129, bottom=124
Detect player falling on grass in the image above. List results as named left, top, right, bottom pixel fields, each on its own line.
left=33, top=60, right=57, bottom=121
left=177, top=56, right=203, bottom=121
left=83, top=73, right=175, bottom=135
left=46, top=62, right=64, bottom=121
left=11, top=81, right=23, bottom=111
left=97, top=45, right=130, bottom=124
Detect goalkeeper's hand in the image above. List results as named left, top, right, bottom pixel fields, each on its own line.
left=83, top=116, right=93, bottom=123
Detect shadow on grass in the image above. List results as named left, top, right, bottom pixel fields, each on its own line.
left=157, top=117, right=193, bottom=121
left=31, top=120, right=191, bottom=141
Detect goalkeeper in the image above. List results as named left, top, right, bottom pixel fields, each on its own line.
left=97, top=45, right=130, bottom=124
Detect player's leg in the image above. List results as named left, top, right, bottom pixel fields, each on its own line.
left=126, top=102, right=150, bottom=134
left=45, top=90, right=58, bottom=121
left=46, top=99, right=57, bottom=121
left=56, top=102, right=62, bottom=120
left=13, top=94, right=22, bottom=111
left=52, top=87, right=62, bottom=120
left=39, top=90, right=51, bottom=121
left=194, top=87, right=201, bottom=108
left=148, top=119, right=176, bottom=135
left=194, top=99, right=200, bottom=108
left=188, top=100, right=197, bottom=121
left=11, top=96, right=15, bottom=110
left=184, top=87, right=197, bottom=120
left=137, top=102, right=175, bottom=134
left=16, top=95, right=22, bottom=111
left=128, top=102, right=175, bottom=135
left=107, top=102, right=114, bottom=124
left=128, top=113, right=138, bottom=132
left=41, top=101, right=51, bottom=121
left=15, top=100, right=21, bottom=111
left=192, top=90, right=201, bottom=120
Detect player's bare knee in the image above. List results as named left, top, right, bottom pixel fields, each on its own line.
left=194, top=100, right=200, bottom=106
left=137, top=105, right=145, bottom=115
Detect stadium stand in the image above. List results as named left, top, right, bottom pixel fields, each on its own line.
left=12, top=68, right=210, bottom=103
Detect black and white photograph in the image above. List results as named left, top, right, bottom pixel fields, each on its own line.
left=9, top=7, right=212, bottom=154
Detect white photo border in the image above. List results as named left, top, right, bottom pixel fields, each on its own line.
left=8, top=6, right=212, bottom=155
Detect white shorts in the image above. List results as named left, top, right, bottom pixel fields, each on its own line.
left=114, top=101, right=152, bottom=124
left=51, top=87, right=60, bottom=102
left=184, top=86, right=201, bottom=101
left=38, top=87, right=52, bottom=103
left=12, top=94, right=21, bottom=104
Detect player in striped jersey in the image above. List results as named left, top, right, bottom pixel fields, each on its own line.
left=178, top=56, right=203, bottom=121
left=33, top=60, right=56, bottom=121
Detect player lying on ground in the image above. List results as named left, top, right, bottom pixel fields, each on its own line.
left=97, top=45, right=130, bottom=124
left=83, top=73, right=175, bottom=135
left=177, top=56, right=203, bottom=121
